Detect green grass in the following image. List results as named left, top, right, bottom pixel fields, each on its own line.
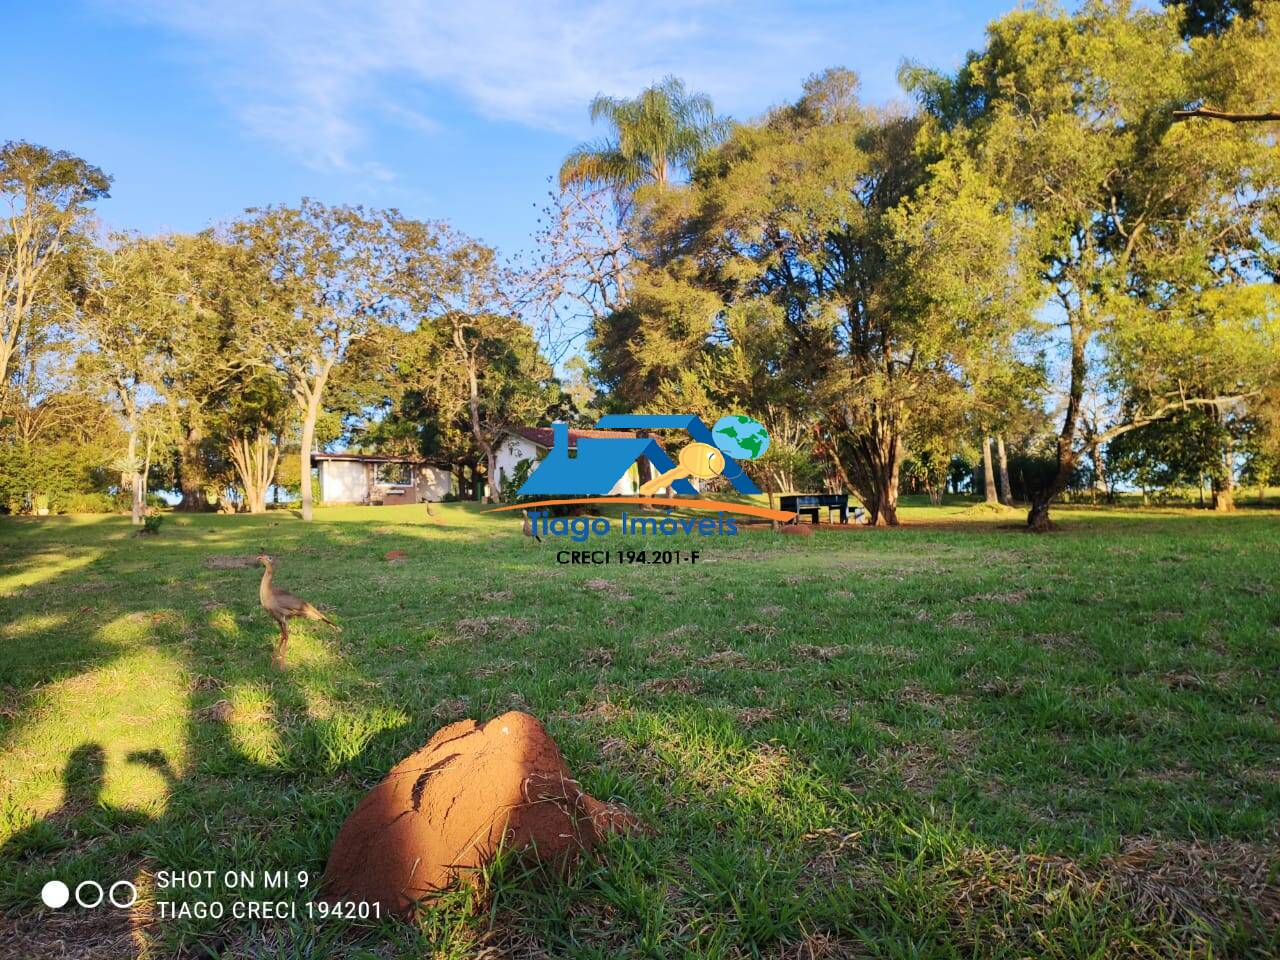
left=1, top=501, right=1278, bottom=958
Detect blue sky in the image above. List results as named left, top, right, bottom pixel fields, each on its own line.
left=4, top=1, right=1016, bottom=258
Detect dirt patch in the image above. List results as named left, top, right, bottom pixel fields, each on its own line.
left=699, top=649, right=748, bottom=668
left=583, top=578, right=632, bottom=600
left=856, top=643, right=919, bottom=663
left=656, top=623, right=699, bottom=643
left=942, top=838, right=1280, bottom=944
left=384, top=550, right=408, bottom=562
left=945, top=610, right=980, bottom=628
left=454, top=616, right=533, bottom=640
left=577, top=647, right=615, bottom=668
left=780, top=524, right=814, bottom=537
left=202, top=554, right=259, bottom=570
left=431, top=696, right=470, bottom=720
left=961, top=589, right=1029, bottom=604
left=321, top=711, right=641, bottom=917
left=640, top=677, right=701, bottom=695
left=195, top=699, right=234, bottom=723
left=793, top=643, right=846, bottom=661
left=470, top=658, right=518, bottom=679
left=1161, top=671, right=1209, bottom=691
left=550, top=698, right=628, bottom=724
left=894, top=685, right=966, bottom=712
left=737, top=707, right=776, bottom=726
left=647, top=642, right=689, bottom=666
left=1030, top=633, right=1083, bottom=652
left=1, top=901, right=149, bottom=959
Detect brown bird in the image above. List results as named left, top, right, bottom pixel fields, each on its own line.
left=257, top=554, right=340, bottom=668
left=521, top=509, right=541, bottom=544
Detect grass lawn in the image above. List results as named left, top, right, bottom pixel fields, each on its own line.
left=1, top=500, right=1278, bottom=958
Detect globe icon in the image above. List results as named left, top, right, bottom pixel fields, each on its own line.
left=712, top=415, right=770, bottom=461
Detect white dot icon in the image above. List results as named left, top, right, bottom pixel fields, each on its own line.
left=41, top=880, right=70, bottom=909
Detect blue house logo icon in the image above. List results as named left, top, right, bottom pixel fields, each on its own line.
left=517, top=415, right=762, bottom=496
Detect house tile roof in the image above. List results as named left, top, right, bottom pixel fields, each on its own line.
left=311, top=452, right=449, bottom=467
left=509, top=426, right=650, bottom=449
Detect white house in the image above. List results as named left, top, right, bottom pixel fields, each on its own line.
left=313, top=453, right=452, bottom=505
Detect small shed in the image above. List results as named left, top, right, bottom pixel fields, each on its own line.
left=313, top=453, right=452, bottom=505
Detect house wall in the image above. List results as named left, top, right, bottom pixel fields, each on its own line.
left=494, top=435, right=542, bottom=496
left=417, top=466, right=452, bottom=502
left=320, top=460, right=369, bottom=503
left=496, top=433, right=646, bottom=497
left=615, top=461, right=641, bottom=495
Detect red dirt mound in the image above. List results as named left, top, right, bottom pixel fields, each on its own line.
left=321, top=711, right=640, bottom=916
left=780, top=523, right=815, bottom=536
left=384, top=549, right=408, bottom=562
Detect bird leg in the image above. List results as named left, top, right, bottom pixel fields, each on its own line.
left=273, top=620, right=289, bottom=669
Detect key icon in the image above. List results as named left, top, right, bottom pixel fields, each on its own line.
left=639, top=441, right=726, bottom=495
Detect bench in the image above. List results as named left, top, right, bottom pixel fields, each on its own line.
left=780, top=493, right=851, bottom=524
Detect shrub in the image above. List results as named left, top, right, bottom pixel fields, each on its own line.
left=500, top=458, right=535, bottom=504
left=111, top=490, right=166, bottom=512
left=139, top=514, right=164, bottom=536
left=0, top=441, right=112, bottom=514
left=58, top=492, right=118, bottom=514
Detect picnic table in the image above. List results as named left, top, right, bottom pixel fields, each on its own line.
left=780, top=493, right=851, bottom=524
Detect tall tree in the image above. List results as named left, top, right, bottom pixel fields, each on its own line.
left=606, top=70, right=1029, bottom=524
left=559, top=77, right=728, bottom=194
left=907, top=1, right=1280, bottom=530
left=1, top=142, right=109, bottom=402
left=78, top=236, right=174, bottom=524
left=235, top=200, right=393, bottom=521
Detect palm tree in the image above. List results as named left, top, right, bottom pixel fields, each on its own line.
left=559, top=76, right=728, bottom=192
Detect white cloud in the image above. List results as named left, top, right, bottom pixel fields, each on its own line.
left=111, top=0, right=991, bottom=173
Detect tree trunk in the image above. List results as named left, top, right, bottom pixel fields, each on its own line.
left=299, top=408, right=317, bottom=521
left=176, top=422, right=210, bottom=511
left=451, top=323, right=500, bottom=505
left=982, top=437, right=998, bottom=505
left=132, top=469, right=145, bottom=524
left=996, top=435, right=1012, bottom=505
left=1213, top=434, right=1235, bottom=512
left=880, top=453, right=900, bottom=525
left=125, top=424, right=144, bottom=526
left=1027, top=329, right=1087, bottom=532
left=229, top=432, right=280, bottom=514
left=294, top=360, right=333, bottom=523
left=483, top=445, right=499, bottom=502
left=1091, top=442, right=1109, bottom=504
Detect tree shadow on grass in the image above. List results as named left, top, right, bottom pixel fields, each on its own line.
left=0, top=742, right=158, bottom=958
left=0, top=515, right=468, bottom=957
